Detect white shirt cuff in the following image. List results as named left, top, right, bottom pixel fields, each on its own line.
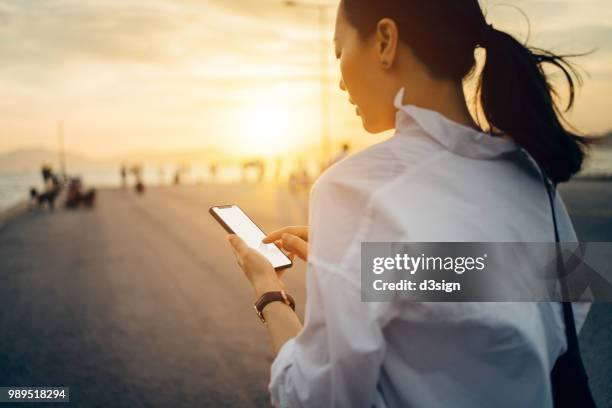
left=269, top=337, right=297, bottom=408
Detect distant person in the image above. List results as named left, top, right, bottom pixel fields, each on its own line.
left=209, top=163, right=218, bottom=182
left=64, top=177, right=96, bottom=209
left=173, top=164, right=189, bottom=185
left=135, top=179, right=145, bottom=194
left=131, top=165, right=146, bottom=194
left=30, top=166, right=61, bottom=210
left=29, top=187, right=37, bottom=207
left=120, top=165, right=127, bottom=188
left=327, top=142, right=351, bottom=168
left=258, top=160, right=266, bottom=183
left=299, top=168, right=310, bottom=189
left=288, top=172, right=298, bottom=194
left=41, top=164, right=52, bottom=183
left=224, top=1, right=595, bottom=407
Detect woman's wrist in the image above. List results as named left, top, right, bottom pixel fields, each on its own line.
left=253, top=277, right=283, bottom=298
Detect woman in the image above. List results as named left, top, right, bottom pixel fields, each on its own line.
left=227, top=0, right=593, bottom=406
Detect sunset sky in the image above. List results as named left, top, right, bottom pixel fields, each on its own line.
left=0, top=0, right=610, bottom=159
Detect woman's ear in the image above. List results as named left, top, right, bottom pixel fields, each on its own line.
left=376, top=18, right=399, bottom=69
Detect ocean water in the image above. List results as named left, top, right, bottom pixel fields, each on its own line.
left=583, top=147, right=612, bottom=176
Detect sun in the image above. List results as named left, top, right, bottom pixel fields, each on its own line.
left=234, top=104, right=295, bottom=157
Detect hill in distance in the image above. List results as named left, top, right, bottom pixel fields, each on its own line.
left=0, top=148, right=100, bottom=172
left=0, top=145, right=313, bottom=172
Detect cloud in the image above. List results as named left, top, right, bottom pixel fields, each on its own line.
left=0, top=0, right=610, bottom=156
left=0, top=0, right=328, bottom=88
left=0, top=2, right=176, bottom=62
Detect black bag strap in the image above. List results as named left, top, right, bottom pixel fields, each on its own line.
left=541, top=175, right=578, bottom=343
left=537, top=163, right=596, bottom=408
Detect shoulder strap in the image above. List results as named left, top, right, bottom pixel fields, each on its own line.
left=540, top=175, right=577, bottom=341
left=536, top=159, right=596, bottom=408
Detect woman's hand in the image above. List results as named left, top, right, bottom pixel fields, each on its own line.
left=228, top=231, right=304, bottom=354
left=227, top=234, right=285, bottom=297
left=262, top=225, right=309, bottom=262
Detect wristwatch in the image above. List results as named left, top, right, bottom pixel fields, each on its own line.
left=254, top=290, right=296, bottom=323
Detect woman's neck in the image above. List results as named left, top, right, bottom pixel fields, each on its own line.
left=401, top=78, right=481, bottom=132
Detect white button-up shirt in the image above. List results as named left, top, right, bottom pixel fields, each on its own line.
left=269, top=88, right=590, bottom=408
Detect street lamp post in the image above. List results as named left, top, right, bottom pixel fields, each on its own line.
left=283, top=1, right=333, bottom=168
left=58, top=120, right=66, bottom=181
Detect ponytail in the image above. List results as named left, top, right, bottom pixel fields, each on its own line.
left=476, top=25, right=589, bottom=184
left=341, top=0, right=592, bottom=184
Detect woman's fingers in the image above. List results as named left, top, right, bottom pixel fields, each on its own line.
left=280, top=233, right=308, bottom=262
left=262, top=227, right=291, bottom=243
left=271, top=239, right=298, bottom=265
left=262, top=225, right=309, bottom=243
left=266, top=234, right=305, bottom=260
left=265, top=231, right=308, bottom=262
left=228, top=234, right=247, bottom=253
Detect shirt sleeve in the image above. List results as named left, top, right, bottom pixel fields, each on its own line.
left=269, top=159, right=396, bottom=407
left=269, top=256, right=389, bottom=408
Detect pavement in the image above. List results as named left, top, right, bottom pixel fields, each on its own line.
left=0, top=180, right=609, bottom=407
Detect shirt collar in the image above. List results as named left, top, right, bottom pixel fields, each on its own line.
left=393, top=87, right=518, bottom=159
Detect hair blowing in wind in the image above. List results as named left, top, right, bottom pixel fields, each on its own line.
left=341, top=0, right=592, bottom=184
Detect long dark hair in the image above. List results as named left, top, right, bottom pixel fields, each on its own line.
left=341, top=0, right=591, bottom=183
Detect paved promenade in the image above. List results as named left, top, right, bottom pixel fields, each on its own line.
left=0, top=181, right=609, bottom=407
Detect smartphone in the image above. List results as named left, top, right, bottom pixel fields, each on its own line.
left=209, top=204, right=293, bottom=271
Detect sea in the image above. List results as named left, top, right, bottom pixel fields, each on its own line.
left=1, top=148, right=611, bottom=213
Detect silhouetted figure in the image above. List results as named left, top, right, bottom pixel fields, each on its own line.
left=120, top=165, right=128, bottom=188
left=209, top=163, right=218, bottom=182
left=327, top=143, right=351, bottom=169
left=65, top=177, right=96, bottom=209
left=41, top=164, right=53, bottom=183
left=288, top=172, right=298, bottom=195
left=135, top=179, right=145, bottom=194
left=30, top=166, right=61, bottom=210
left=130, top=165, right=145, bottom=194
left=173, top=164, right=189, bottom=185
left=258, top=160, right=266, bottom=183
left=300, top=169, right=310, bottom=189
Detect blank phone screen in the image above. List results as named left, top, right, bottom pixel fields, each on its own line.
left=212, top=205, right=292, bottom=269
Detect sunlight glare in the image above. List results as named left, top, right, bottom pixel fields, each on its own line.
left=234, top=104, right=296, bottom=157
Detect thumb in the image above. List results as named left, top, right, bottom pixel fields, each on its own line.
left=282, top=233, right=308, bottom=261
left=228, top=234, right=248, bottom=256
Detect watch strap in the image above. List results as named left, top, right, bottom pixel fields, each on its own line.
left=254, top=290, right=296, bottom=323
